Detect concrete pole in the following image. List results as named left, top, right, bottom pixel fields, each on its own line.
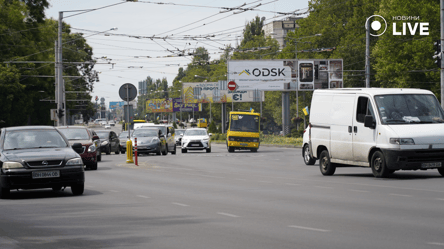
left=57, top=11, right=64, bottom=126
left=221, top=103, right=226, bottom=133
left=282, top=92, right=290, bottom=136
left=365, top=17, right=371, bottom=88
left=441, top=0, right=444, bottom=108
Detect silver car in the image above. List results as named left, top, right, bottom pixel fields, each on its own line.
left=181, top=128, right=211, bottom=153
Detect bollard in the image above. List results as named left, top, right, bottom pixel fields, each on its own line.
left=126, top=139, right=134, bottom=163
left=134, top=137, right=138, bottom=166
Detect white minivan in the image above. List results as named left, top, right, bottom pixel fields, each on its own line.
left=304, top=88, right=444, bottom=178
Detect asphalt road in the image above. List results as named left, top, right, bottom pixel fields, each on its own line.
left=1, top=127, right=444, bottom=248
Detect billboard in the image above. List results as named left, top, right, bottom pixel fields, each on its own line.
left=228, top=59, right=343, bottom=91
left=182, top=81, right=264, bottom=103
left=173, top=98, right=202, bottom=112
left=146, top=98, right=173, bottom=113
left=109, top=101, right=125, bottom=110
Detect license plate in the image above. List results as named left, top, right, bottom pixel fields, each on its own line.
left=421, top=162, right=442, bottom=168
left=240, top=143, right=248, bottom=146
left=191, top=144, right=199, bottom=146
left=32, top=171, right=60, bottom=179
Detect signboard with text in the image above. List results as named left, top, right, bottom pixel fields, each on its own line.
left=109, top=101, right=125, bottom=110
left=182, top=81, right=264, bottom=103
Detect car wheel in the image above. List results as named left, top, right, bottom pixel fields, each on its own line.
left=91, top=162, right=98, bottom=170
left=156, top=148, right=161, bottom=155
left=106, top=145, right=111, bottom=155
left=0, top=187, right=10, bottom=199
left=438, top=167, right=444, bottom=176
left=162, top=144, right=168, bottom=155
left=319, top=150, right=336, bottom=176
left=371, top=151, right=390, bottom=178
left=303, top=144, right=316, bottom=165
left=71, top=183, right=84, bottom=196
left=206, top=148, right=211, bottom=153
left=171, top=145, right=176, bottom=155
left=97, top=151, right=102, bottom=162
left=52, top=186, right=62, bottom=191
left=115, top=147, right=120, bottom=154
left=182, top=148, right=187, bottom=153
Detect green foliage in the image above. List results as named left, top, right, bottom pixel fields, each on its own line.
left=208, top=120, right=218, bottom=133
left=173, top=121, right=177, bottom=129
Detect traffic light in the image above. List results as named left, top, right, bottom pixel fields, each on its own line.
left=57, top=109, right=64, bottom=118
left=433, top=40, right=441, bottom=68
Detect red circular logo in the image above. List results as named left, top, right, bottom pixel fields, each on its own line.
left=228, top=81, right=237, bottom=91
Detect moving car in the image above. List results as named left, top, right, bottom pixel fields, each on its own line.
left=0, top=126, right=85, bottom=198
left=118, top=132, right=130, bottom=153
left=306, top=88, right=444, bottom=178
left=58, top=126, right=100, bottom=170
left=131, top=128, right=167, bottom=155
left=181, top=128, right=211, bottom=153
left=96, top=130, right=120, bottom=155
left=134, top=124, right=176, bottom=154
left=109, top=120, right=115, bottom=126
left=175, top=129, right=185, bottom=145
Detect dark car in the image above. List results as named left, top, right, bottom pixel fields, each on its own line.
left=119, top=131, right=131, bottom=153
left=130, top=128, right=167, bottom=155
left=0, top=126, right=85, bottom=198
left=96, top=130, right=120, bottom=155
left=57, top=126, right=100, bottom=170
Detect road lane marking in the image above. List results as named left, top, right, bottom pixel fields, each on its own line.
left=389, top=193, right=412, bottom=197
left=285, top=183, right=301, bottom=186
left=137, top=195, right=150, bottom=199
left=315, top=186, right=333, bottom=189
left=235, top=178, right=247, bottom=181
left=259, top=181, right=273, bottom=184
left=172, top=202, right=189, bottom=207
left=349, top=189, right=369, bottom=193
left=217, top=212, right=239, bottom=218
left=288, top=225, right=330, bottom=232
left=109, top=190, right=119, bottom=193
left=427, top=242, right=444, bottom=246
left=435, top=198, right=444, bottom=201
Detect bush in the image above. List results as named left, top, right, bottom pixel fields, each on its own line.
left=173, top=122, right=177, bottom=129
left=190, top=123, right=197, bottom=127
left=208, top=120, right=218, bottom=134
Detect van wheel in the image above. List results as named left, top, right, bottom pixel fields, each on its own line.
left=438, top=167, right=444, bottom=176
left=228, top=147, right=234, bottom=153
left=319, top=150, right=336, bottom=176
left=371, top=151, right=390, bottom=178
left=250, top=148, right=258, bottom=152
left=303, top=144, right=316, bottom=165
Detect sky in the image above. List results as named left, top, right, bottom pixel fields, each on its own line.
left=45, top=0, right=309, bottom=107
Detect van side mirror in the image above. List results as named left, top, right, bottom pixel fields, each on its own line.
left=364, top=115, right=376, bottom=129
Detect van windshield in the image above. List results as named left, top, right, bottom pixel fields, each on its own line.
left=374, top=94, right=444, bottom=124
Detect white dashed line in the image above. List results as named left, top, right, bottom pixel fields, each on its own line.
left=235, top=178, right=247, bottom=181
left=315, top=186, right=333, bottom=189
left=285, top=183, right=301, bottom=186
left=109, top=190, right=119, bottom=193
left=289, top=225, right=330, bottom=232
left=435, top=198, right=444, bottom=201
left=349, top=189, right=369, bottom=193
left=137, top=195, right=150, bottom=199
left=172, top=202, right=189, bottom=207
left=427, top=242, right=444, bottom=246
left=217, top=212, right=239, bottom=218
left=389, top=193, right=412, bottom=197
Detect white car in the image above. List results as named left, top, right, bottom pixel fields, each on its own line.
left=104, top=124, right=111, bottom=129
left=181, top=128, right=211, bottom=153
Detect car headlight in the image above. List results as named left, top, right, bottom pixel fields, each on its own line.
left=390, top=138, right=415, bottom=145
left=3, top=162, right=23, bottom=169
left=87, top=144, right=96, bottom=152
left=151, top=137, right=160, bottom=143
left=101, top=141, right=109, bottom=146
left=66, top=158, right=83, bottom=166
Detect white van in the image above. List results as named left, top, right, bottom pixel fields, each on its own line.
left=304, top=88, right=444, bottom=178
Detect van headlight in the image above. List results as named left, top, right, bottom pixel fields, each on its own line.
left=66, top=158, right=83, bottom=166
left=3, top=162, right=23, bottom=169
left=390, top=138, right=415, bottom=145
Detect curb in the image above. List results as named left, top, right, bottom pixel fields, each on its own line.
left=212, top=141, right=301, bottom=149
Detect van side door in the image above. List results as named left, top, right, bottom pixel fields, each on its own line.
left=353, top=95, right=377, bottom=163
left=330, top=94, right=355, bottom=161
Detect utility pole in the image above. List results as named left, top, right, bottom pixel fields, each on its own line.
left=57, top=11, right=64, bottom=126
left=365, top=16, right=371, bottom=88
left=441, top=0, right=444, bottom=108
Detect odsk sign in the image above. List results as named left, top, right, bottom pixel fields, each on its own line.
left=119, top=83, right=137, bottom=101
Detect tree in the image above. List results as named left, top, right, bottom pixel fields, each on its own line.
left=240, top=16, right=265, bottom=47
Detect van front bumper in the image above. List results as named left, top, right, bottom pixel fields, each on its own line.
left=381, top=149, right=444, bottom=170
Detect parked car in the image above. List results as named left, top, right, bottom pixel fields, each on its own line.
left=175, top=129, right=185, bottom=145
left=134, top=124, right=176, bottom=154
left=131, top=128, right=167, bottom=155
left=181, top=128, right=211, bottom=153
left=109, top=120, right=115, bottom=126
left=0, top=126, right=85, bottom=198
left=57, top=126, right=100, bottom=170
left=95, top=130, right=120, bottom=155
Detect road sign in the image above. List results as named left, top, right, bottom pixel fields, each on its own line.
left=227, top=81, right=237, bottom=91
left=119, top=83, right=137, bottom=101
left=95, top=96, right=98, bottom=101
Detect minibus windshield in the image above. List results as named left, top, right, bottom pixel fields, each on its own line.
left=374, top=94, right=444, bottom=124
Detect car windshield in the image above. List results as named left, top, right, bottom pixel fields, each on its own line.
left=230, top=114, right=259, bottom=132
left=58, top=128, right=89, bottom=140
left=3, top=129, right=68, bottom=150
left=184, top=130, right=207, bottom=136
left=374, top=94, right=444, bottom=124
left=176, top=129, right=185, bottom=136
left=96, top=132, right=110, bottom=139
left=119, top=132, right=130, bottom=139
left=140, top=126, right=166, bottom=135
left=132, top=129, right=158, bottom=137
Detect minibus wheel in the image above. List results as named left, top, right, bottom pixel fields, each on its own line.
left=319, top=150, right=336, bottom=176
left=371, top=151, right=390, bottom=178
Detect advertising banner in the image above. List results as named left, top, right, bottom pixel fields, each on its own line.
left=228, top=59, right=343, bottom=91
left=146, top=98, right=173, bottom=113
left=182, top=81, right=264, bottom=103
left=109, top=101, right=125, bottom=110
left=173, top=98, right=202, bottom=112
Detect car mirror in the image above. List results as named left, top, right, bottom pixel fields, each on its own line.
left=364, top=115, right=376, bottom=129
left=92, top=135, right=99, bottom=141
left=209, top=133, right=213, bottom=136
left=72, top=143, right=83, bottom=154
